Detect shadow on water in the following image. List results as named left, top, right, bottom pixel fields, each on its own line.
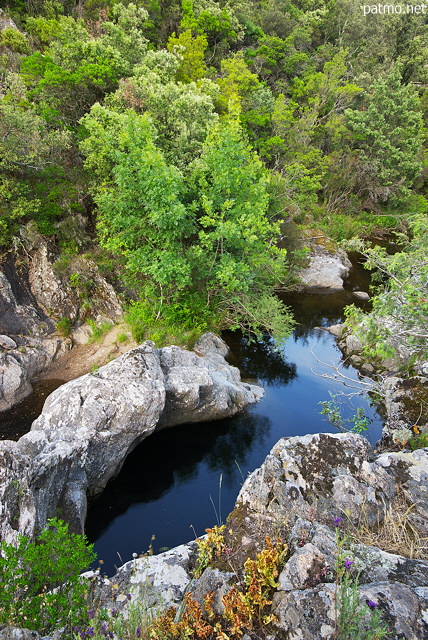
left=86, top=410, right=271, bottom=544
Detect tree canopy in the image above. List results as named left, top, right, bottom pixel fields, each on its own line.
left=1, top=0, right=427, bottom=342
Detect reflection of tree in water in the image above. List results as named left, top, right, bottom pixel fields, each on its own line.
left=223, top=331, right=297, bottom=387
left=204, top=411, right=271, bottom=482
left=86, top=408, right=271, bottom=541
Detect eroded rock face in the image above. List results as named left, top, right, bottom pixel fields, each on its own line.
left=0, top=338, right=263, bottom=543
left=28, top=245, right=122, bottom=324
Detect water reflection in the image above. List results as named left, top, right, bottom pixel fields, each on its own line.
left=224, top=331, right=297, bottom=386
left=86, top=410, right=272, bottom=545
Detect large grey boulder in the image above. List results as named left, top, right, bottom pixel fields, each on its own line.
left=298, top=248, right=351, bottom=291
left=0, top=337, right=263, bottom=543
left=0, top=337, right=69, bottom=412
left=237, top=432, right=396, bottom=528
left=0, top=353, right=33, bottom=410
left=0, top=335, right=17, bottom=349
left=158, top=345, right=263, bottom=427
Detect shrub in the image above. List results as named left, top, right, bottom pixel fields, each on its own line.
left=409, top=433, right=428, bottom=451
left=0, top=517, right=96, bottom=634
left=0, top=27, right=30, bottom=54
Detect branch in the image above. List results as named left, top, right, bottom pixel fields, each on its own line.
left=308, top=344, right=384, bottom=398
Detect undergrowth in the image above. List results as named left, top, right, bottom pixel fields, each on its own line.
left=343, top=490, right=428, bottom=561
left=88, top=319, right=113, bottom=343
left=150, top=532, right=287, bottom=640
left=124, top=300, right=212, bottom=348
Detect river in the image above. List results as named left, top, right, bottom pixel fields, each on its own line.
left=85, top=270, right=383, bottom=575
left=0, top=257, right=383, bottom=576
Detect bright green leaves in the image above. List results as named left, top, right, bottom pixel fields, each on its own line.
left=167, top=28, right=208, bottom=82
left=188, top=114, right=292, bottom=337
left=80, top=104, right=293, bottom=339
left=0, top=26, right=30, bottom=53
left=105, top=50, right=218, bottom=169
left=216, top=53, right=261, bottom=113
left=0, top=178, right=41, bottom=244
left=81, top=106, right=193, bottom=292
left=21, top=5, right=149, bottom=123
left=0, top=518, right=95, bottom=635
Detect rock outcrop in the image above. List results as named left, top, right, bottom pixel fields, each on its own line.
left=0, top=8, right=19, bottom=32
left=298, top=247, right=351, bottom=291
left=232, top=433, right=428, bottom=639
left=0, top=238, right=123, bottom=412
left=0, top=337, right=69, bottom=412
left=28, top=244, right=122, bottom=325
left=81, top=432, right=428, bottom=639
left=0, top=338, right=263, bottom=544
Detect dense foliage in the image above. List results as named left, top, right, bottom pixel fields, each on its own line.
left=345, top=213, right=428, bottom=364
left=0, top=518, right=95, bottom=634
left=1, top=0, right=427, bottom=339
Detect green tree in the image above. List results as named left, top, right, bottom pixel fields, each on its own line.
left=216, top=52, right=261, bottom=112
left=105, top=49, right=218, bottom=168
left=345, top=67, right=423, bottom=207
left=189, top=109, right=293, bottom=337
left=80, top=104, right=293, bottom=338
left=0, top=177, right=40, bottom=244
left=22, top=4, right=149, bottom=123
left=167, top=28, right=208, bottom=82
left=0, top=73, right=71, bottom=171
left=80, top=105, right=194, bottom=300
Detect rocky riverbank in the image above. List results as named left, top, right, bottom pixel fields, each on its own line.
left=32, top=433, right=428, bottom=640
left=0, top=236, right=123, bottom=413
left=0, top=334, right=263, bottom=545
left=1, top=243, right=427, bottom=640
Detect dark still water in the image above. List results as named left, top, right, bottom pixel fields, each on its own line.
left=86, top=287, right=384, bottom=575
left=0, top=379, right=65, bottom=441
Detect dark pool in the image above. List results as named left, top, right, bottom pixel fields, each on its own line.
left=85, top=284, right=383, bottom=575
left=0, top=379, right=65, bottom=441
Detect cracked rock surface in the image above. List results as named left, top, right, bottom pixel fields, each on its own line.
left=0, top=337, right=263, bottom=544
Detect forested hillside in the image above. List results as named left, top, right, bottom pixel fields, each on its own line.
left=1, top=0, right=427, bottom=346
